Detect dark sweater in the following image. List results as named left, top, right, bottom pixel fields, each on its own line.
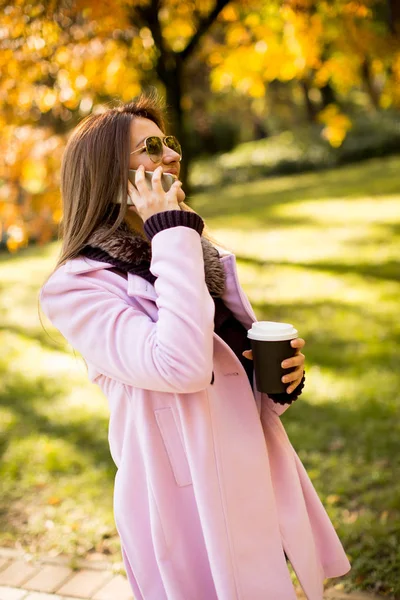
left=81, top=210, right=304, bottom=404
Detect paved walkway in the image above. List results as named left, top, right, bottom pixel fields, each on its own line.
left=0, top=547, right=383, bottom=600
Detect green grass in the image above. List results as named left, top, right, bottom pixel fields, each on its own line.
left=0, top=244, right=119, bottom=562
left=1, top=155, right=399, bottom=596
left=188, top=110, right=400, bottom=190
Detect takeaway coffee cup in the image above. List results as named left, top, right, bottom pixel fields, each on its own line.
left=247, top=321, right=298, bottom=394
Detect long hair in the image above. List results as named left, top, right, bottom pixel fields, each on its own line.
left=54, top=91, right=227, bottom=272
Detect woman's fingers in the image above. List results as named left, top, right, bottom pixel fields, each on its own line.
left=127, top=180, right=140, bottom=212
left=281, top=353, right=305, bottom=369
left=134, top=164, right=149, bottom=198
left=165, top=179, right=182, bottom=206
left=291, top=337, right=306, bottom=349
left=284, top=341, right=306, bottom=392
left=243, top=349, right=305, bottom=368
left=282, top=366, right=304, bottom=384
left=151, top=166, right=164, bottom=194
left=286, top=376, right=303, bottom=394
left=242, top=347, right=304, bottom=393
left=176, top=185, right=186, bottom=203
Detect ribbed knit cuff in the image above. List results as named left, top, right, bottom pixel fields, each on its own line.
left=268, top=371, right=306, bottom=406
left=143, top=210, right=204, bottom=241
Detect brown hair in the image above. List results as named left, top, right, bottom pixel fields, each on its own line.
left=55, top=90, right=226, bottom=272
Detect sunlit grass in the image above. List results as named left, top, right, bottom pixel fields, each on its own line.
left=0, top=242, right=118, bottom=560
left=0, top=155, right=399, bottom=594
left=193, top=156, right=400, bottom=596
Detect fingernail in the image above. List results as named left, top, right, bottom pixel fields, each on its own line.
left=282, top=361, right=288, bottom=367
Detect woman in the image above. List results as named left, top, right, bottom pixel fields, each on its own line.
left=40, top=93, right=351, bottom=600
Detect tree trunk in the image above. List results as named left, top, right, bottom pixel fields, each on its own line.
left=300, top=79, right=318, bottom=123
left=361, top=58, right=380, bottom=110
left=159, top=57, right=191, bottom=195
left=388, top=0, right=400, bottom=36
left=135, top=0, right=231, bottom=198
left=320, top=82, right=337, bottom=109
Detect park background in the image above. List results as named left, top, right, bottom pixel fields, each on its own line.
left=0, top=0, right=399, bottom=597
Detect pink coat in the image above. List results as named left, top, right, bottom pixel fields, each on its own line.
left=40, top=226, right=351, bottom=599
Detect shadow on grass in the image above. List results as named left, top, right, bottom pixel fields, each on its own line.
left=0, top=361, right=116, bottom=557
left=0, top=324, right=69, bottom=353
left=0, top=364, right=113, bottom=470
left=251, top=297, right=398, bottom=370
left=193, top=157, right=400, bottom=221
left=236, top=253, right=400, bottom=284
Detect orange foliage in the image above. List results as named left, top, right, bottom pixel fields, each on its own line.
left=0, top=0, right=398, bottom=250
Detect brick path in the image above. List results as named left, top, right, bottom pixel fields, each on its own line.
left=0, top=548, right=133, bottom=600
left=0, top=547, right=383, bottom=600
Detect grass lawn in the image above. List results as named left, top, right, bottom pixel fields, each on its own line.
left=1, top=155, right=399, bottom=596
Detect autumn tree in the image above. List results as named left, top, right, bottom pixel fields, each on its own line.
left=0, top=0, right=399, bottom=250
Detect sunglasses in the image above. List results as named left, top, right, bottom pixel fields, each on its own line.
left=130, top=135, right=182, bottom=163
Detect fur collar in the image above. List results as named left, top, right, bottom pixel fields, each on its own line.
left=85, top=219, right=226, bottom=298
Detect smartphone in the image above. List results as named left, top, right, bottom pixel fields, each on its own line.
left=129, top=169, right=176, bottom=192
left=114, top=170, right=177, bottom=205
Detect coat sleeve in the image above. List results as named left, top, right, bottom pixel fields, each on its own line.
left=40, top=226, right=216, bottom=393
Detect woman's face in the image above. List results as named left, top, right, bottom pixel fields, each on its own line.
left=129, top=117, right=181, bottom=179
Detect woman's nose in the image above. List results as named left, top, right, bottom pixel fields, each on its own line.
left=162, top=147, right=181, bottom=163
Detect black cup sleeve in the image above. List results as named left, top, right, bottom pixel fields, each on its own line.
left=267, top=371, right=306, bottom=406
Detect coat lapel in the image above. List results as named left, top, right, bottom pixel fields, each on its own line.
left=66, top=251, right=257, bottom=329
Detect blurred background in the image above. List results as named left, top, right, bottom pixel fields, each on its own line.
left=0, top=0, right=399, bottom=597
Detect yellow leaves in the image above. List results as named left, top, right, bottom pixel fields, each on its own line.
left=283, top=11, right=324, bottom=73
left=254, top=40, right=268, bottom=54
left=163, top=18, right=196, bottom=52
left=379, top=510, right=389, bottom=525
left=6, top=224, right=29, bottom=253
left=221, top=5, right=239, bottom=22
left=74, top=0, right=129, bottom=31
left=208, top=51, right=223, bottom=66
left=0, top=123, right=64, bottom=249
left=280, top=62, right=299, bottom=81
left=75, top=75, right=88, bottom=90
left=47, top=496, right=62, bottom=506
left=244, top=13, right=261, bottom=28
left=17, top=87, right=36, bottom=110
left=21, top=160, right=47, bottom=194
left=26, top=35, right=46, bottom=51
left=248, top=78, right=265, bottom=98
left=315, top=55, right=361, bottom=94
left=343, top=1, right=372, bottom=18
left=37, top=89, right=57, bottom=112
left=342, top=509, right=360, bottom=524
left=226, top=24, right=251, bottom=47
left=139, top=27, right=154, bottom=49
left=326, top=494, right=341, bottom=505
left=318, top=105, right=352, bottom=147
left=54, top=47, right=70, bottom=66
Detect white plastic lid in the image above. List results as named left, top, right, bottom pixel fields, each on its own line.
left=247, top=321, right=298, bottom=341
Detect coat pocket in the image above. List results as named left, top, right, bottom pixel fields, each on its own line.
left=154, top=407, right=192, bottom=487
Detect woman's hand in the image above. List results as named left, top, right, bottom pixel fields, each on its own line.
left=127, top=164, right=182, bottom=221
left=243, top=338, right=306, bottom=394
